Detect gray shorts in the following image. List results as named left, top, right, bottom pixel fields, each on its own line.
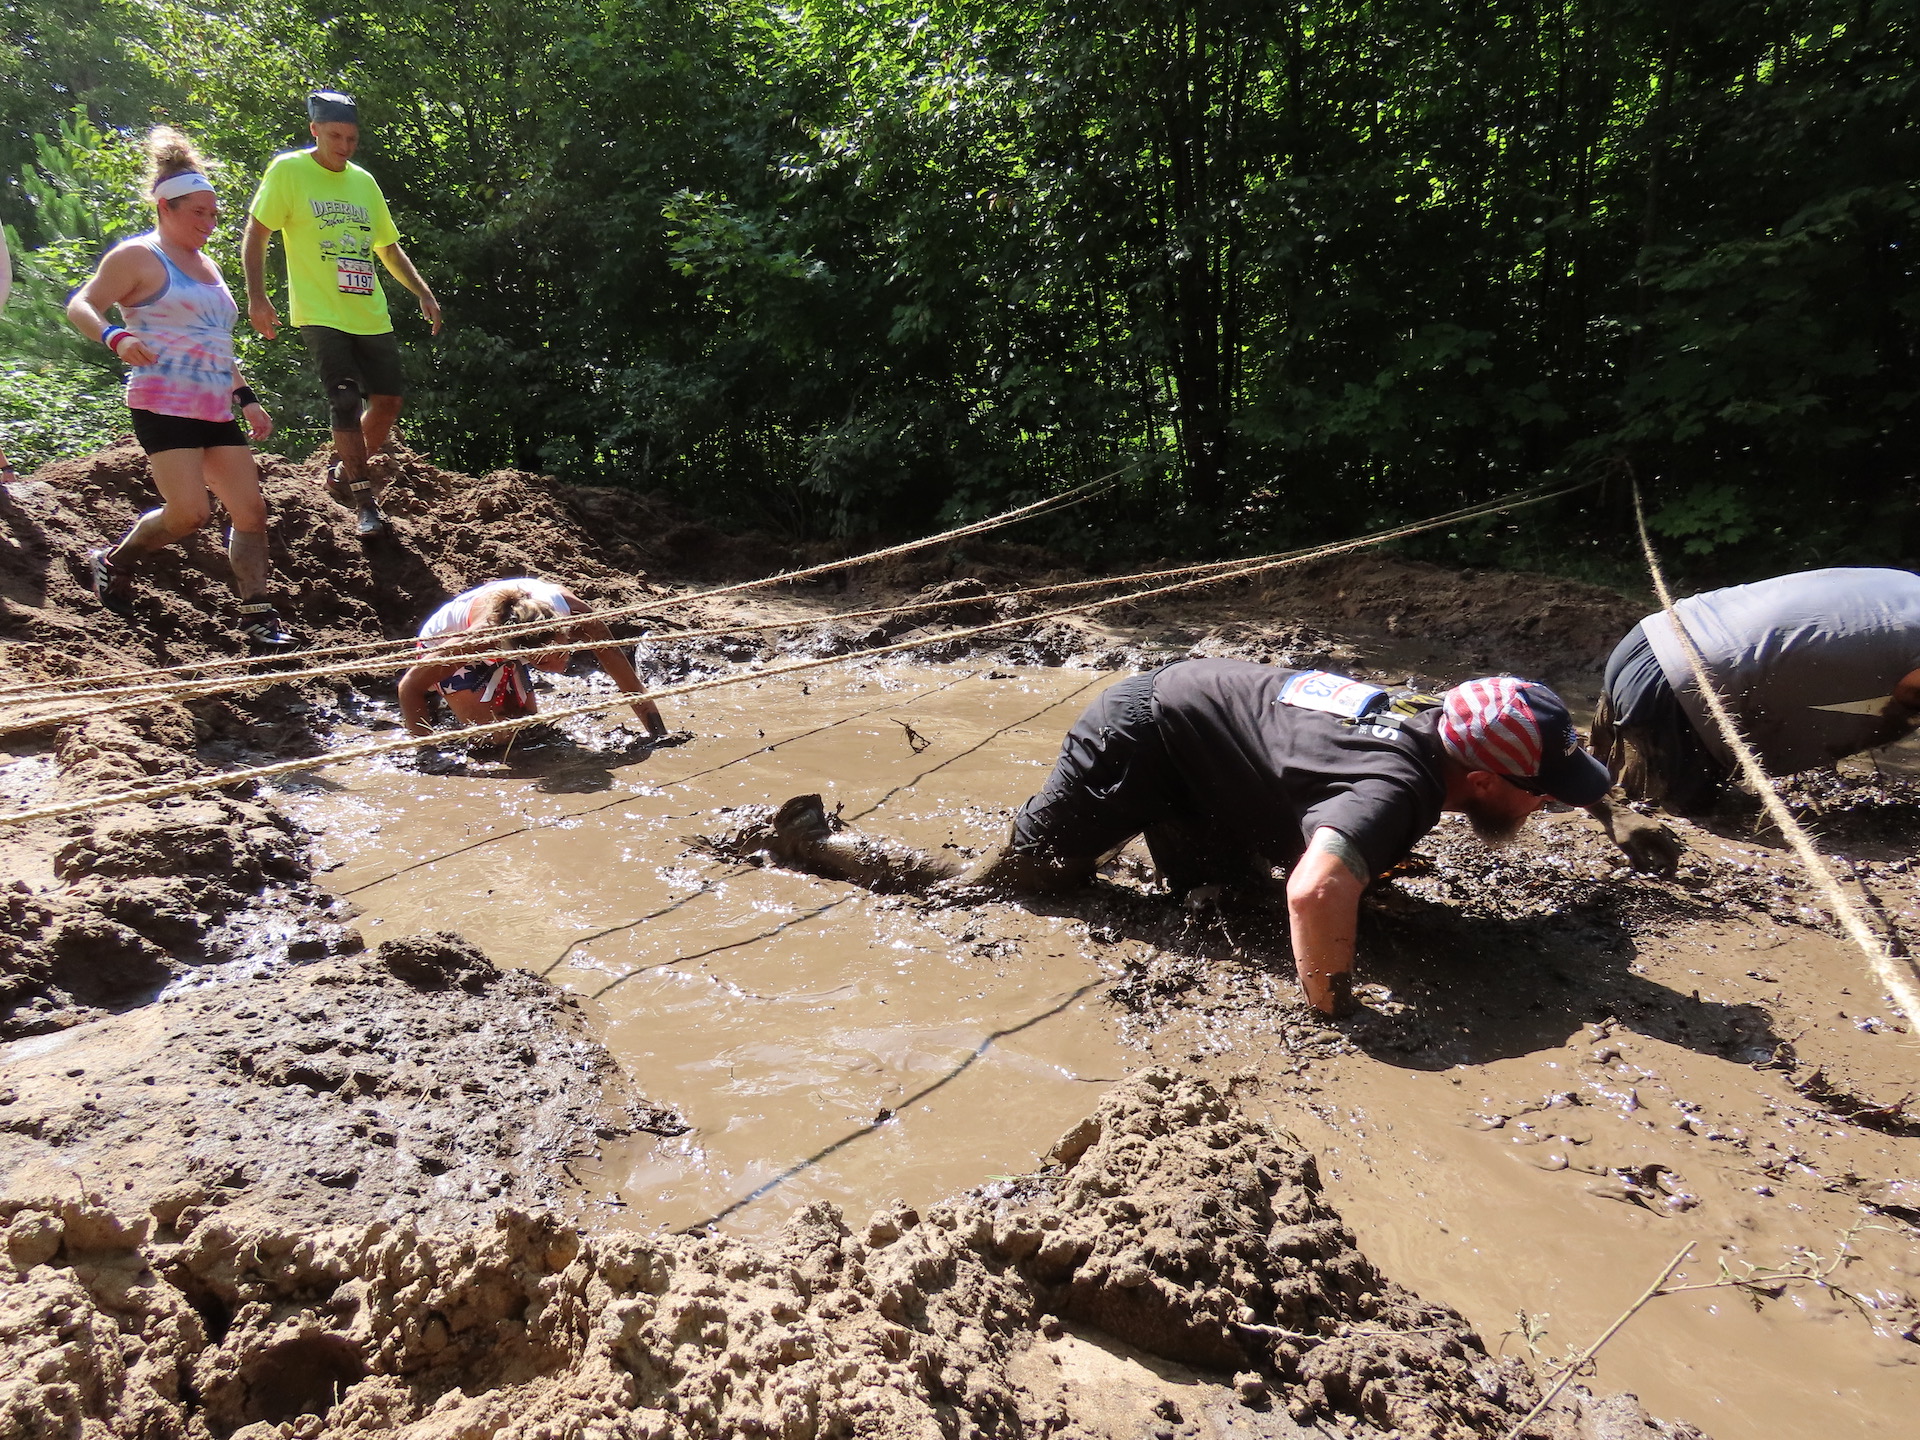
left=301, top=325, right=406, bottom=402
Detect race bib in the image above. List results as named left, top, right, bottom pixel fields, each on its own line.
left=1277, top=670, right=1386, bottom=719
left=336, top=257, right=376, bottom=296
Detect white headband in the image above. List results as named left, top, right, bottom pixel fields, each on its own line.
left=153, top=172, right=215, bottom=202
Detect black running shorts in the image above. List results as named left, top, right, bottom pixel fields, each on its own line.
left=130, top=408, right=249, bottom=455
left=301, top=325, right=407, bottom=401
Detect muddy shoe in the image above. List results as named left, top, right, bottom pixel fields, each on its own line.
left=355, top=493, right=390, bottom=538
left=236, top=601, right=297, bottom=652
left=321, top=460, right=354, bottom=508
left=88, top=548, right=135, bottom=618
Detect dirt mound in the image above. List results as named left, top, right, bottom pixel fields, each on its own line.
left=1252, top=554, right=1645, bottom=687
left=0, top=449, right=685, bottom=1239
left=0, top=443, right=680, bottom=668
left=0, top=1070, right=1697, bottom=1440
left=0, top=933, right=670, bottom=1237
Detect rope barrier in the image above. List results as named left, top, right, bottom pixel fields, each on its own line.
left=0, top=484, right=1560, bottom=732
left=0, top=475, right=1592, bottom=830
left=0, top=470, right=1127, bottom=703
left=0, top=542, right=1321, bottom=727
left=1629, top=476, right=1920, bottom=1027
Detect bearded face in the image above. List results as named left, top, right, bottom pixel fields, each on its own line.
left=1460, top=776, right=1544, bottom=847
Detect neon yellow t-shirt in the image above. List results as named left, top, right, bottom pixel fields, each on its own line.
left=248, top=150, right=401, bottom=334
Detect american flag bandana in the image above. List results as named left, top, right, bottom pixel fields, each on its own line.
left=1437, top=677, right=1544, bottom=781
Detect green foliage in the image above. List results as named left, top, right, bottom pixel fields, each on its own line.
left=0, top=0, right=1912, bottom=568
left=1648, top=483, right=1758, bottom=556
left=0, top=358, right=127, bottom=469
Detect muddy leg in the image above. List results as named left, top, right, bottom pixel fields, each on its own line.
left=954, top=833, right=1099, bottom=895
left=765, top=795, right=963, bottom=892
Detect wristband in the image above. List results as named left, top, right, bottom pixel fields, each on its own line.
left=102, top=326, right=129, bottom=354
left=233, top=386, right=260, bottom=407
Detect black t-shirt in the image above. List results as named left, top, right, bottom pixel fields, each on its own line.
left=1150, top=659, right=1449, bottom=877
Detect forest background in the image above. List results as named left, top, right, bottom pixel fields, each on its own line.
left=0, top=0, right=1914, bottom=581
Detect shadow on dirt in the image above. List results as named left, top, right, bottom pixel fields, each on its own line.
left=1346, top=895, right=1779, bottom=1071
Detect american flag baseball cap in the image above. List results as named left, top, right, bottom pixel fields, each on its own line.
left=1437, top=678, right=1611, bottom=806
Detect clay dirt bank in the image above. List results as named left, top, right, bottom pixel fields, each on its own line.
left=0, top=443, right=1913, bottom=1438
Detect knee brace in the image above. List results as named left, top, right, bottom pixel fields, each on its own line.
left=325, top=376, right=365, bottom=432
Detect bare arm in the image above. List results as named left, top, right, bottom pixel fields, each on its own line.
left=1894, top=667, right=1920, bottom=713
left=67, top=245, right=164, bottom=365
left=558, top=596, right=667, bottom=736
left=242, top=218, right=280, bottom=339
left=1854, top=665, right=1920, bottom=752
left=374, top=242, right=441, bottom=334
left=1286, top=829, right=1368, bottom=1016
left=231, top=363, right=273, bottom=443
left=398, top=663, right=459, bottom=736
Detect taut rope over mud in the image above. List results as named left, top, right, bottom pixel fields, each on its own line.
left=0, top=482, right=1588, bottom=732
left=0, top=468, right=1129, bottom=703
left=1629, top=477, right=1920, bottom=1029
left=0, top=476, right=1591, bottom=829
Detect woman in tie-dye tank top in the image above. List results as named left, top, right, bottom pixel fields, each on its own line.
left=66, top=127, right=295, bottom=650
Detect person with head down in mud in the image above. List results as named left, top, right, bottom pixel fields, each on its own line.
left=398, top=577, right=668, bottom=745
left=65, top=126, right=297, bottom=652
left=760, top=661, right=1657, bottom=1019
left=1592, top=566, right=1920, bottom=817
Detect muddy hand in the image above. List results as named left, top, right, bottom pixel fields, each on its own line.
left=1612, top=810, right=1683, bottom=875
left=404, top=743, right=466, bottom=776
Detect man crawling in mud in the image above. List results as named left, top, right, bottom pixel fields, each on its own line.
left=751, top=661, right=1666, bottom=1018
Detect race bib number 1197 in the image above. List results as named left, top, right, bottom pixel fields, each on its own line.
left=336, top=257, right=376, bottom=296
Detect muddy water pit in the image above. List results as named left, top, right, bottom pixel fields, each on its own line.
left=285, top=660, right=1920, bottom=1440
left=283, top=663, right=1138, bottom=1233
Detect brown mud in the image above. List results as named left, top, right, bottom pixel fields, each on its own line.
left=4, top=1069, right=1699, bottom=1440
left=1, top=442, right=1914, bottom=1438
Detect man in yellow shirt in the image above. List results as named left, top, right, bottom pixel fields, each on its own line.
left=243, top=90, right=441, bottom=536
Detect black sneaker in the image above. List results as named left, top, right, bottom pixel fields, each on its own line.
left=236, top=601, right=297, bottom=651
left=352, top=483, right=389, bottom=537
left=88, top=549, right=135, bottom=617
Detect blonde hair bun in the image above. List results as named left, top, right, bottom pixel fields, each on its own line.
left=144, top=125, right=208, bottom=189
